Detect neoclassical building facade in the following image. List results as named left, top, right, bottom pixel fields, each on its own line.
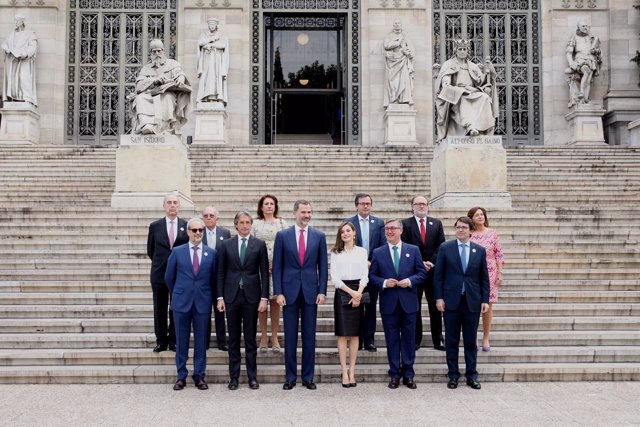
left=1, top=0, right=638, bottom=147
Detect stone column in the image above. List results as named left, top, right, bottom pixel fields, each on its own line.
left=628, top=119, right=640, bottom=146
left=192, top=102, right=228, bottom=144
left=111, top=134, right=193, bottom=208
left=430, top=135, right=511, bottom=209
left=564, top=103, right=607, bottom=146
left=383, top=104, right=417, bottom=145
left=0, top=102, right=40, bottom=144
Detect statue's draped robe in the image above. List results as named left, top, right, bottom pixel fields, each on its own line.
left=2, top=28, right=37, bottom=106
left=196, top=31, right=229, bottom=104
left=383, top=33, right=414, bottom=106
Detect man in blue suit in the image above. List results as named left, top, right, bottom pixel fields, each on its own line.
left=345, top=193, right=386, bottom=352
left=434, top=216, right=489, bottom=390
left=165, top=217, right=217, bottom=391
left=369, top=219, right=427, bottom=389
left=273, top=200, right=328, bottom=390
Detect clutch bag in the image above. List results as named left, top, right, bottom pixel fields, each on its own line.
left=340, top=292, right=370, bottom=306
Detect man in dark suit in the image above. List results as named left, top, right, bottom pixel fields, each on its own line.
left=273, top=200, right=328, bottom=390
left=216, top=211, right=269, bottom=391
left=434, top=216, right=489, bottom=390
left=202, top=205, right=231, bottom=351
left=146, top=194, right=188, bottom=352
left=369, top=219, right=427, bottom=390
left=165, top=217, right=217, bottom=391
left=345, top=192, right=386, bottom=352
left=401, top=195, right=446, bottom=351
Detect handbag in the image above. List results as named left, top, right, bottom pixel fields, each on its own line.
left=340, top=291, right=370, bottom=306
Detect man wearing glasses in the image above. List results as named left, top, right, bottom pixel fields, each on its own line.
left=345, top=193, right=386, bottom=352
left=401, top=195, right=446, bottom=351
left=369, top=219, right=427, bottom=389
left=165, top=217, right=218, bottom=391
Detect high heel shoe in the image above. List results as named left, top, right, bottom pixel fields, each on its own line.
left=342, top=371, right=351, bottom=388
left=347, top=368, right=356, bottom=387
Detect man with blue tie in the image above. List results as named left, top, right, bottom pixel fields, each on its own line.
left=345, top=193, right=386, bottom=352
left=369, top=219, right=427, bottom=389
left=273, top=200, right=328, bottom=390
left=165, top=217, right=217, bottom=391
left=434, top=216, right=490, bottom=390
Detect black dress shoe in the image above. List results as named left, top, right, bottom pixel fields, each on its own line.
left=415, top=343, right=421, bottom=351
left=388, top=378, right=400, bottom=389
left=403, top=378, right=417, bottom=389
left=365, top=344, right=377, bottom=352
left=301, top=380, right=317, bottom=390
left=153, top=344, right=167, bottom=353
left=433, top=344, right=446, bottom=351
left=195, top=378, right=208, bottom=390
left=466, top=379, right=481, bottom=390
left=282, top=381, right=296, bottom=390
left=249, top=379, right=259, bottom=390
left=218, top=344, right=229, bottom=351
left=173, top=379, right=186, bottom=391
left=168, top=343, right=176, bottom=352
left=447, top=378, right=458, bottom=389
left=228, top=378, right=239, bottom=390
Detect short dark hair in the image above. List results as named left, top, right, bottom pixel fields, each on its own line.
left=354, top=193, right=372, bottom=206
left=467, top=206, right=489, bottom=227
left=233, top=211, right=253, bottom=225
left=293, top=199, right=311, bottom=212
left=331, top=221, right=356, bottom=254
left=454, top=216, right=475, bottom=231
left=256, top=194, right=279, bottom=220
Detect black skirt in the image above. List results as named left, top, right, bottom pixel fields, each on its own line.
left=334, top=279, right=364, bottom=337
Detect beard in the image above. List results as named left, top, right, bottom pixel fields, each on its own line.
left=151, top=53, right=166, bottom=67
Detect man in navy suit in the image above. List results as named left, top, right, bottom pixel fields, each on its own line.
left=434, top=216, right=489, bottom=390
left=273, top=200, right=328, bottom=390
left=165, top=217, right=217, bottom=391
left=369, top=219, right=427, bottom=389
left=401, top=195, right=446, bottom=351
left=146, top=194, right=189, bottom=352
left=345, top=193, right=386, bottom=352
left=202, top=205, right=231, bottom=351
left=216, top=211, right=269, bottom=391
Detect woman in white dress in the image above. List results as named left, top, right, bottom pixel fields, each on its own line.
left=252, top=194, right=287, bottom=352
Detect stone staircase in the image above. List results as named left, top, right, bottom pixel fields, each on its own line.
left=0, top=144, right=639, bottom=384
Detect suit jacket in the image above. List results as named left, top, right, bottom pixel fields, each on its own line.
left=272, top=226, right=328, bottom=304
left=216, top=235, right=269, bottom=304
left=346, top=214, right=386, bottom=260
left=434, top=239, right=490, bottom=312
left=164, top=243, right=217, bottom=314
left=401, top=216, right=445, bottom=266
left=369, top=243, right=427, bottom=315
left=147, top=217, right=189, bottom=284
left=202, top=226, right=231, bottom=250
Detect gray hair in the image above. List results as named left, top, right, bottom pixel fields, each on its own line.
left=293, top=199, right=311, bottom=212
left=233, top=210, right=253, bottom=225
left=187, top=217, right=205, bottom=230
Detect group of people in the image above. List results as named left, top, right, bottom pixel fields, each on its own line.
left=148, top=193, right=504, bottom=391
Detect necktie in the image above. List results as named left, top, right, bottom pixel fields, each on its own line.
left=392, top=245, right=400, bottom=274
left=169, top=220, right=175, bottom=248
left=193, top=245, right=200, bottom=275
left=460, top=244, right=467, bottom=294
left=240, top=237, right=247, bottom=265
left=361, top=218, right=369, bottom=253
left=419, top=218, right=426, bottom=245
left=298, top=229, right=306, bottom=265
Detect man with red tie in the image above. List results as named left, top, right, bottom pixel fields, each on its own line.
left=401, top=195, right=446, bottom=351
left=272, top=200, right=328, bottom=390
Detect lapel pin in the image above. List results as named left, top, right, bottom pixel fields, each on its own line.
left=219, top=236, right=223, bottom=240
left=370, top=219, right=375, bottom=224
left=204, top=252, right=209, bottom=256
left=405, top=253, right=410, bottom=258
left=429, top=222, right=433, bottom=225
left=180, top=227, right=184, bottom=231
left=472, top=248, right=476, bottom=253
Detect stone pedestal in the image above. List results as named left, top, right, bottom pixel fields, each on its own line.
left=193, top=102, right=227, bottom=144
left=627, top=119, right=640, bottom=146
left=564, top=104, right=607, bottom=146
left=383, top=104, right=417, bottom=145
left=430, top=136, right=512, bottom=209
left=111, top=134, right=193, bottom=208
left=0, top=102, right=40, bottom=144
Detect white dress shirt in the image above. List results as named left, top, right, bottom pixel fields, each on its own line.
left=330, top=246, right=368, bottom=290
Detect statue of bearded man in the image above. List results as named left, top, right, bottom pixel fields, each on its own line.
left=2, top=15, right=38, bottom=106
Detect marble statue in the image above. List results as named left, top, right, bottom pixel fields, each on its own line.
left=565, top=21, right=602, bottom=108
left=2, top=16, right=37, bottom=106
left=383, top=20, right=414, bottom=107
left=435, top=37, right=498, bottom=142
left=196, top=17, right=229, bottom=106
left=129, top=39, right=191, bottom=135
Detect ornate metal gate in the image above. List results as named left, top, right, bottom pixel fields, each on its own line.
left=66, top=0, right=177, bottom=144
left=433, top=0, right=542, bottom=145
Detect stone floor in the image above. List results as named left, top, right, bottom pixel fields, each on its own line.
left=1, top=382, right=638, bottom=426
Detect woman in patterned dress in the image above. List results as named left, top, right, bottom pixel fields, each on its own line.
left=252, top=194, right=288, bottom=352
left=468, top=207, right=505, bottom=351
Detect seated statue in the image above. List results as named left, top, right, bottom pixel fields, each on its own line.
left=565, top=21, right=601, bottom=108
left=435, top=37, right=498, bottom=142
left=129, top=39, right=192, bottom=135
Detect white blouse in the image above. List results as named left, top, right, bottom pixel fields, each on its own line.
left=330, top=246, right=369, bottom=290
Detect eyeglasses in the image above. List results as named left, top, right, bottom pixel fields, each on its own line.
left=385, top=227, right=401, bottom=231
left=203, top=214, right=216, bottom=218
left=455, top=226, right=470, bottom=230
left=189, top=228, right=204, bottom=233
